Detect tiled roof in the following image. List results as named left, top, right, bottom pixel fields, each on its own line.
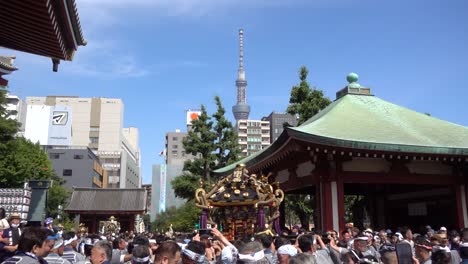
left=215, top=93, right=468, bottom=175
left=0, top=56, right=18, bottom=71
left=66, top=188, right=146, bottom=213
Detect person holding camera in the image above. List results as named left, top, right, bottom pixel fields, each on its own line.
left=297, top=233, right=334, bottom=264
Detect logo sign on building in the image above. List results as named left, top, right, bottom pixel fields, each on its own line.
left=52, top=112, right=68, bottom=125
left=48, top=106, right=72, bottom=146
left=186, top=110, right=201, bottom=125
left=158, top=164, right=167, bottom=213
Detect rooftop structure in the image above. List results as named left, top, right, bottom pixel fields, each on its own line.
left=0, top=56, right=17, bottom=87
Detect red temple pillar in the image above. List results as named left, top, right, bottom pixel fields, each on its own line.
left=319, top=179, right=344, bottom=232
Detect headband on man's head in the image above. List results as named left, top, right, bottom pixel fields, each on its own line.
left=64, top=235, right=78, bottom=246
left=132, top=256, right=150, bottom=263
left=238, top=250, right=265, bottom=262
left=182, top=248, right=205, bottom=263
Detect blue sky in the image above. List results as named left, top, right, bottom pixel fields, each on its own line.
left=3, top=0, right=468, bottom=184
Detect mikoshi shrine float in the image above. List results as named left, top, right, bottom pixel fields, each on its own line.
left=195, top=164, right=284, bottom=240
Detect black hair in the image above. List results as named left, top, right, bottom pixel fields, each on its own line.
left=255, top=234, right=273, bottom=249
left=185, top=240, right=205, bottom=255
left=62, top=231, right=76, bottom=241
left=431, top=250, right=451, bottom=264
left=154, top=241, right=181, bottom=262
left=127, top=242, right=134, bottom=254
left=298, top=234, right=315, bottom=253
left=401, top=226, right=412, bottom=239
left=17, top=227, right=48, bottom=253
left=274, top=237, right=290, bottom=250
left=113, top=237, right=123, bottom=249
left=0, top=208, right=5, bottom=219
left=231, top=240, right=245, bottom=251
left=132, top=245, right=150, bottom=264
left=133, top=235, right=149, bottom=247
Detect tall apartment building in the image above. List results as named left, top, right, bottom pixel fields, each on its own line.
left=262, top=112, right=298, bottom=143
left=165, top=129, right=190, bottom=166
left=25, top=96, right=141, bottom=189
left=236, top=119, right=270, bottom=157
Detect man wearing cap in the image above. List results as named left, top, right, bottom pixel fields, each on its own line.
left=63, top=232, right=86, bottom=264
left=277, top=244, right=298, bottom=264
left=44, top=218, right=55, bottom=232
left=45, top=239, right=72, bottom=264
left=0, top=213, right=23, bottom=262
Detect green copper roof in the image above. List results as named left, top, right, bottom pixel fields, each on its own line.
left=215, top=93, right=468, bottom=175
left=294, top=94, right=468, bottom=151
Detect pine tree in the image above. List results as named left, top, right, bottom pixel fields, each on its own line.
left=172, top=97, right=240, bottom=200
left=287, top=66, right=331, bottom=125
left=285, top=66, right=331, bottom=229
left=212, top=96, right=241, bottom=170
left=182, top=105, right=216, bottom=182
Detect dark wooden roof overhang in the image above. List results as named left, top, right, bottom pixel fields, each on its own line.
left=0, top=0, right=86, bottom=71
left=65, top=188, right=147, bottom=214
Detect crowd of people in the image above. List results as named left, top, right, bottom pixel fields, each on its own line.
left=1, top=208, right=468, bottom=264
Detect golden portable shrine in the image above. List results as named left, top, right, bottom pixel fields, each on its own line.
left=195, top=164, right=284, bottom=240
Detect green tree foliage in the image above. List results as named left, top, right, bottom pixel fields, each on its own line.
left=171, top=174, right=200, bottom=201
left=0, top=137, right=54, bottom=187
left=212, top=96, right=241, bottom=167
left=152, top=200, right=201, bottom=232
left=284, top=66, right=331, bottom=229
left=0, top=86, right=19, bottom=147
left=183, top=105, right=216, bottom=182
left=172, top=97, right=240, bottom=200
left=286, top=66, right=331, bottom=125
left=284, top=194, right=314, bottom=230
left=46, top=177, right=71, bottom=218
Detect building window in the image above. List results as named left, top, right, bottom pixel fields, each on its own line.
left=90, top=126, right=100, bottom=132
left=74, top=154, right=84, bottom=159
left=172, top=150, right=178, bottom=157
left=172, top=137, right=178, bottom=141
left=49, top=153, right=60, bottom=159
left=63, top=169, right=73, bottom=176
left=172, top=145, right=178, bottom=149
left=90, top=137, right=99, bottom=144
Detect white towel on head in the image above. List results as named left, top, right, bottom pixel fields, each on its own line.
left=277, top=245, right=298, bottom=256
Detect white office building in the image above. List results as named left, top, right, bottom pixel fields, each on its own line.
left=25, top=96, right=141, bottom=188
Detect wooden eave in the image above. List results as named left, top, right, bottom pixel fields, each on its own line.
left=0, top=0, right=86, bottom=70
